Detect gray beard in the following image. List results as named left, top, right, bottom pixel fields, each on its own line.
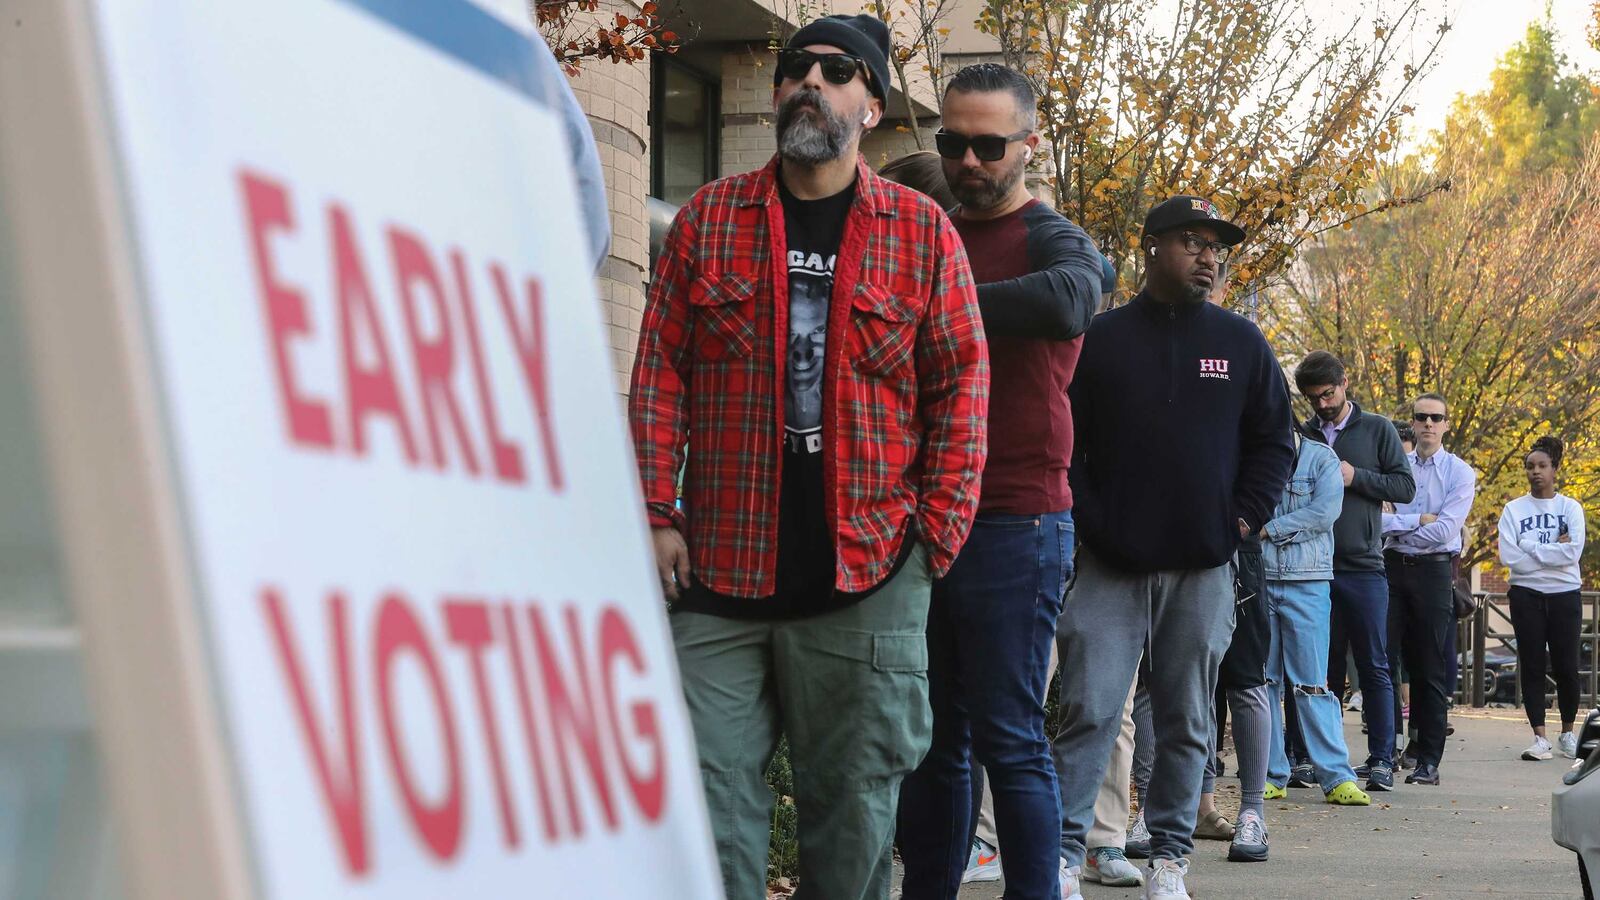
left=1182, top=282, right=1210, bottom=303
left=777, top=90, right=859, bottom=165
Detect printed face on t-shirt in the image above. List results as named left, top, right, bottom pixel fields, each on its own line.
left=785, top=250, right=835, bottom=438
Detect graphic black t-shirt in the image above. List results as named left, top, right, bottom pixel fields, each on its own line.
left=676, top=175, right=910, bottom=620
left=770, top=178, right=852, bottom=615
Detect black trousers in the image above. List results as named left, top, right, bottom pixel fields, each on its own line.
left=1385, top=552, right=1454, bottom=767
left=1507, top=585, right=1585, bottom=730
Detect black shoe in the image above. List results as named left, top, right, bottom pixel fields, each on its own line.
left=1403, top=741, right=1420, bottom=766
left=1354, top=761, right=1371, bottom=779
left=1406, top=763, right=1441, bottom=785
left=1366, top=760, right=1395, bottom=792
left=1215, top=754, right=1227, bottom=779
left=1288, top=761, right=1316, bottom=788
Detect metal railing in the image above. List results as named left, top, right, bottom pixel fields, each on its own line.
left=1462, top=591, right=1600, bottom=710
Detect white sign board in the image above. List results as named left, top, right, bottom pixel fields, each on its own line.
left=88, top=0, right=720, bottom=895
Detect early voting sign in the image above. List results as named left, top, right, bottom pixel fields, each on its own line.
left=88, top=0, right=719, bottom=895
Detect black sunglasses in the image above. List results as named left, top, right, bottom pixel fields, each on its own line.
left=934, top=128, right=1032, bottom=162
left=1413, top=412, right=1447, bottom=423
left=777, top=49, right=868, bottom=87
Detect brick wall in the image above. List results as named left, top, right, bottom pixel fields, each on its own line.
left=564, top=0, right=651, bottom=395
left=719, top=46, right=777, bottom=177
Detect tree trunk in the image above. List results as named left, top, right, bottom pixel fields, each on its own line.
left=874, top=0, right=926, bottom=151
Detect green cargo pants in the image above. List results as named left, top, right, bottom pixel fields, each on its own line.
left=669, top=544, right=934, bottom=900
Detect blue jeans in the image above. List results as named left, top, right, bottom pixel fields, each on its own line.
left=897, top=510, right=1072, bottom=900
left=1265, top=579, right=1359, bottom=792
left=1328, top=571, right=1396, bottom=764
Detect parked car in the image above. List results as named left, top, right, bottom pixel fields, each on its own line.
left=1456, top=647, right=1516, bottom=703
left=1492, top=661, right=1599, bottom=707
left=1553, top=707, right=1600, bottom=899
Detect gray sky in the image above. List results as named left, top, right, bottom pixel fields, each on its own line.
left=1397, top=0, right=1599, bottom=147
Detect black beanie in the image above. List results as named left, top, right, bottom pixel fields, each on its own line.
left=776, top=14, right=891, bottom=106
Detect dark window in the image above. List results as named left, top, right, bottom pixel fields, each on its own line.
left=650, top=56, right=719, bottom=205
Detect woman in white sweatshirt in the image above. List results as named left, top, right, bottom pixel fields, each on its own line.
left=1498, top=436, right=1588, bottom=761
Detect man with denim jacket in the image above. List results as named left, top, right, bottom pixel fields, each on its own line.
left=1261, top=430, right=1370, bottom=806
left=630, top=15, right=990, bottom=899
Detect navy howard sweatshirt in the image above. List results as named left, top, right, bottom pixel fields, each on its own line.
left=1068, top=291, right=1296, bottom=572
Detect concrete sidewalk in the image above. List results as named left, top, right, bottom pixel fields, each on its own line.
left=941, top=709, right=1587, bottom=898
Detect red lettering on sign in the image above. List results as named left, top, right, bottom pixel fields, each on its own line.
left=443, top=598, right=520, bottom=849
left=332, top=205, right=420, bottom=463
left=235, top=169, right=571, bottom=490
left=260, top=588, right=369, bottom=875
left=598, top=606, right=666, bottom=821
left=500, top=602, right=561, bottom=841
left=239, top=171, right=335, bottom=450
left=261, top=586, right=664, bottom=874
left=528, top=605, right=618, bottom=835
left=451, top=250, right=526, bottom=484
left=392, top=229, right=480, bottom=476
left=374, top=592, right=465, bottom=861
left=494, top=267, right=565, bottom=493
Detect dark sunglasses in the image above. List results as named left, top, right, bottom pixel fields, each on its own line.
left=934, top=128, right=1032, bottom=162
left=777, top=49, right=867, bottom=87
left=1413, top=412, right=1447, bottom=423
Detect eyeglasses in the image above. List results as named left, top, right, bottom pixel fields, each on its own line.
left=777, top=49, right=868, bottom=87
left=1174, top=231, right=1232, bottom=264
left=1413, top=412, right=1447, bottom=423
left=1303, top=386, right=1341, bottom=404
left=934, top=128, right=1033, bottom=162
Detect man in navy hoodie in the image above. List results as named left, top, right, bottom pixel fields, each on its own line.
left=1053, top=197, right=1294, bottom=899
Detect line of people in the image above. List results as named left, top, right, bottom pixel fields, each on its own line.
left=626, top=18, right=1589, bottom=900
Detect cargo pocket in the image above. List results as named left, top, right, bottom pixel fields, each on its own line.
left=872, top=633, right=928, bottom=673
left=849, top=283, right=919, bottom=377
left=688, top=273, right=756, bottom=361
left=868, top=633, right=932, bottom=778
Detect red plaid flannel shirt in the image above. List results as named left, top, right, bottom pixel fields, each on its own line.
left=629, top=156, right=989, bottom=599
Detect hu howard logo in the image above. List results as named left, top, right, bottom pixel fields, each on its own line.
left=1199, top=358, right=1231, bottom=380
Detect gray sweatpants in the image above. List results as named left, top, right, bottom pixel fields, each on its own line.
left=1055, top=545, right=1236, bottom=866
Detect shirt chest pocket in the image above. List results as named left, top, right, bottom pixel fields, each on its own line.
left=688, top=273, right=758, bottom=362
left=849, top=283, right=920, bottom=378
left=1283, top=477, right=1313, bottom=510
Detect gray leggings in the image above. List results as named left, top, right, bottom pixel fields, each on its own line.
left=1136, top=681, right=1270, bottom=804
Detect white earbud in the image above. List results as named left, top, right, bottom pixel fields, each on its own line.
left=862, top=112, right=872, bottom=126
left=1023, top=147, right=1032, bottom=161
left=1149, top=246, right=1157, bottom=256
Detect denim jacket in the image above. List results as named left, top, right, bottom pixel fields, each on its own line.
left=1262, top=435, right=1343, bottom=581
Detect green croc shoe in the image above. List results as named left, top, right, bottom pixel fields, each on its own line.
left=1325, top=781, right=1371, bottom=806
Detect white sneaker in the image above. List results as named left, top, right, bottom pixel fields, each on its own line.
left=1522, top=736, right=1554, bottom=761
left=1143, top=858, right=1190, bottom=900
left=1085, top=846, right=1145, bottom=886
left=1125, top=810, right=1151, bottom=858
left=1059, top=858, right=1084, bottom=900
left=962, top=837, right=1001, bottom=883
left=1559, top=731, right=1580, bottom=759
left=1347, top=690, right=1363, bottom=712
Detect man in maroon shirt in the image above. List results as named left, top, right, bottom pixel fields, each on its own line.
left=896, top=63, right=1105, bottom=900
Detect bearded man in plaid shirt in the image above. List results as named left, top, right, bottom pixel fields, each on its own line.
left=628, top=15, right=989, bottom=900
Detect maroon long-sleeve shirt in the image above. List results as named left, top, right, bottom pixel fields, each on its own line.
left=951, top=199, right=1103, bottom=514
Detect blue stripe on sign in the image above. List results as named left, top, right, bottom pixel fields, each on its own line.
left=335, top=0, right=542, bottom=102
